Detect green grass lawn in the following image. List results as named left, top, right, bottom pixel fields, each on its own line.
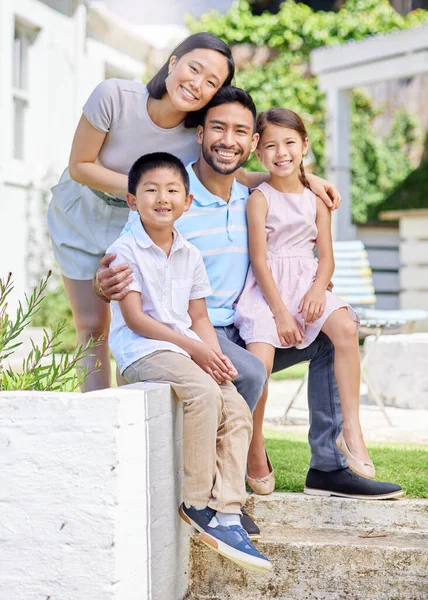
left=271, top=362, right=308, bottom=380
left=263, top=428, right=428, bottom=498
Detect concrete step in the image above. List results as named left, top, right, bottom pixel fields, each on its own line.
left=247, top=492, right=428, bottom=533
left=188, top=526, right=428, bottom=600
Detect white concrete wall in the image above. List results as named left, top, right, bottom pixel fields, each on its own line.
left=381, top=210, right=428, bottom=312
left=364, top=334, right=428, bottom=409
left=0, top=0, right=147, bottom=311
left=0, top=383, right=189, bottom=600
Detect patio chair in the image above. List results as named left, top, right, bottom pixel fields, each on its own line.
left=282, top=240, right=428, bottom=425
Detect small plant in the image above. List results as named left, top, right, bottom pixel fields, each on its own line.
left=0, top=272, right=99, bottom=391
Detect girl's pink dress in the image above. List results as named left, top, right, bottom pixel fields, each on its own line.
left=235, top=182, right=359, bottom=349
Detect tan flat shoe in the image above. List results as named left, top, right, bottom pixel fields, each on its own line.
left=336, top=431, right=375, bottom=480
left=247, top=451, right=275, bottom=495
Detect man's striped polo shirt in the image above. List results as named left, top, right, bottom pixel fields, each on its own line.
left=175, top=162, right=250, bottom=327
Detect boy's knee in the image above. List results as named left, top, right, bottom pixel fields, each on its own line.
left=194, top=377, right=223, bottom=415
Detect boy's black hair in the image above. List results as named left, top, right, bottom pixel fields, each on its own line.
left=199, top=86, right=257, bottom=130
left=128, top=152, right=190, bottom=196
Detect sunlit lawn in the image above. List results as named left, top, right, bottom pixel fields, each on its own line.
left=263, top=428, right=428, bottom=498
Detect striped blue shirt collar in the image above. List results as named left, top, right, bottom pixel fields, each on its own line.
left=187, top=162, right=248, bottom=206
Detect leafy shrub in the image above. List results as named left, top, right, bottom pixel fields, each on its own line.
left=188, top=0, right=428, bottom=222
left=31, top=277, right=76, bottom=353
left=0, top=273, right=98, bottom=391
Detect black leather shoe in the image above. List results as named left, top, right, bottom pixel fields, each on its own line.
left=241, top=507, right=261, bottom=540
left=304, top=468, right=404, bottom=500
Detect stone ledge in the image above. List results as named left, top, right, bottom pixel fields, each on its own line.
left=246, top=492, right=428, bottom=533
left=189, top=525, right=428, bottom=600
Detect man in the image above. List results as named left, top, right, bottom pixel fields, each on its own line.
left=97, top=87, right=402, bottom=532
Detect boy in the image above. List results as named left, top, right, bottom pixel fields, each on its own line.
left=107, top=152, right=271, bottom=573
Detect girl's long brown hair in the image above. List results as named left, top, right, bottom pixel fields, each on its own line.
left=257, top=108, right=310, bottom=189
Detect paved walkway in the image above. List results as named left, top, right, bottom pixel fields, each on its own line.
left=265, top=379, right=428, bottom=445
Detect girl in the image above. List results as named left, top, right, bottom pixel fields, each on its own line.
left=235, top=108, right=374, bottom=488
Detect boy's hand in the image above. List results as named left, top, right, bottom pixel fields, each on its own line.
left=298, top=284, right=326, bottom=324
left=218, top=353, right=238, bottom=380
left=95, top=253, right=133, bottom=301
left=274, top=309, right=305, bottom=347
left=189, top=342, right=234, bottom=384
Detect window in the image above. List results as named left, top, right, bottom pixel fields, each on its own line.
left=12, top=24, right=31, bottom=160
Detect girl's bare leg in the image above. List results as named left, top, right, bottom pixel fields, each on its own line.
left=321, top=308, right=370, bottom=462
left=246, top=342, right=276, bottom=479
left=62, top=276, right=111, bottom=392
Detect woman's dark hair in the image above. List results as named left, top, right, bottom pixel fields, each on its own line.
left=257, top=108, right=311, bottom=189
left=147, top=32, right=235, bottom=129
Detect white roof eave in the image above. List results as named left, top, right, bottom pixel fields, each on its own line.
left=310, top=24, right=428, bottom=76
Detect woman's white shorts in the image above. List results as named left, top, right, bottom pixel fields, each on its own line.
left=47, top=169, right=129, bottom=280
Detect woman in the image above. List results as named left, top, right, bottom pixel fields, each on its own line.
left=48, top=33, right=235, bottom=391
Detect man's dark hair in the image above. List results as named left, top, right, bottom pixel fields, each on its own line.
left=200, top=86, right=257, bottom=130
left=128, top=152, right=190, bottom=195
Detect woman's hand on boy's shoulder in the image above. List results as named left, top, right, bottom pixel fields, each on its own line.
left=94, top=253, right=134, bottom=302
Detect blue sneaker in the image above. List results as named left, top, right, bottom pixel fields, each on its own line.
left=200, top=524, right=272, bottom=573
left=179, top=503, right=216, bottom=533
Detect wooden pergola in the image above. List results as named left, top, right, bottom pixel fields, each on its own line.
left=310, top=24, right=428, bottom=240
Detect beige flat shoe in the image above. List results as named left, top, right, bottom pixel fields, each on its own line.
left=247, top=451, right=275, bottom=495
left=336, top=431, right=375, bottom=480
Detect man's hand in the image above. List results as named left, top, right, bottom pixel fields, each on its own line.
left=94, top=253, right=133, bottom=302
left=274, top=309, right=305, bottom=347
left=327, top=280, right=334, bottom=292
left=189, top=342, right=235, bottom=384
left=307, top=174, right=341, bottom=211
left=298, top=284, right=326, bottom=324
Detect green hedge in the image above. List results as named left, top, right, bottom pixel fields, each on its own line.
left=188, top=0, right=428, bottom=222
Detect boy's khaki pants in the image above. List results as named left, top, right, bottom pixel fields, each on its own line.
left=124, top=350, right=252, bottom=514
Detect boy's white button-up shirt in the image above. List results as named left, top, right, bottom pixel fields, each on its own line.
left=107, top=217, right=212, bottom=374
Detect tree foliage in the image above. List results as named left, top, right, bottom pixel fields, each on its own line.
left=188, top=0, right=428, bottom=222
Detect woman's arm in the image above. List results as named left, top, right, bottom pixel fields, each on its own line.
left=247, top=191, right=304, bottom=346
left=68, top=115, right=128, bottom=196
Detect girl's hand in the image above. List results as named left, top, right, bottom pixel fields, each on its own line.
left=298, top=285, right=326, bottom=324
left=189, top=342, right=234, bottom=384
left=274, top=310, right=305, bottom=347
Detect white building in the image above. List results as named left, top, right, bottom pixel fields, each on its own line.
left=0, top=0, right=154, bottom=309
